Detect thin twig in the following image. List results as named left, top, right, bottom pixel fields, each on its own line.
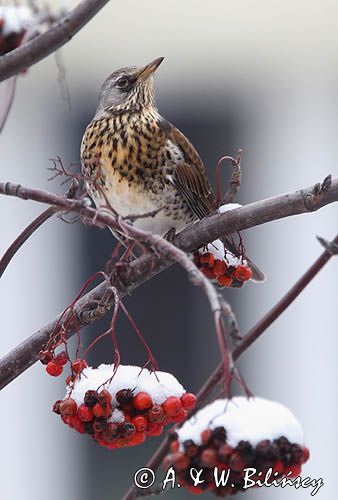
left=121, top=233, right=338, bottom=500
left=0, top=206, right=57, bottom=278
left=0, top=179, right=79, bottom=278
left=0, top=76, right=18, bottom=133
left=215, top=149, right=242, bottom=205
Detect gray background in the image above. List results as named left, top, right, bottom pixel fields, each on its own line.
left=1, top=1, right=337, bottom=499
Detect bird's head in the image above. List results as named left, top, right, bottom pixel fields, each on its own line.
left=94, top=57, right=164, bottom=118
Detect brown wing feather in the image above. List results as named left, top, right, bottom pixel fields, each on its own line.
left=168, top=125, right=215, bottom=219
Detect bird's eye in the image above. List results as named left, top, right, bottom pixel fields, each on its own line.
left=116, top=77, right=129, bottom=88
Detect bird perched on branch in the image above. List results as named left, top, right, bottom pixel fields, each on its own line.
left=81, top=57, right=264, bottom=282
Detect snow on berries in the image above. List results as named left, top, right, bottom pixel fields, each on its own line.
left=194, top=242, right=252, bottom=288
left=194, top=203, right=254, bottom=288
left=53, top=363, right=196, bottom=449
left=0, top=6, right=34, bottom=56
left=164, top=397, right=309, bottom=496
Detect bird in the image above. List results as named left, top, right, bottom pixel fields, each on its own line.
left=81, top=57, right=264, bottom=282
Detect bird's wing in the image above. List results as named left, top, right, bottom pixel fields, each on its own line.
left=162, top=121, right=266, bottom=282
left=166, top=124, right=215, bottom=219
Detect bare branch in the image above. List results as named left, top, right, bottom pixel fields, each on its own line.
left=215, top=149, right=242, bottom=205
left=0, top=179, right=79, bottom=278
left=0, top=206, right=57, bottom=278
left=0, top=76, right=18, bottom=133
left=0, top=0, right=111, bottom=81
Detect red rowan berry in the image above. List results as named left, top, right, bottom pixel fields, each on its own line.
left=120, top=422, right=136, bottom=438
left=133, top=391, right=153, bottom=411
left=162, top=416, right=171, bottom=426
left=163, top=396, right=182, bottom=417
left=52, top=400, right=61, bottom=415
left=93, top=419, right=108, bottom=433
left=273, top=460, right=285, bottom=476
left=181, top=393, right=196, bottom=410
left=93, top=402, right=105, bottom=418
left=201, top=448, right=218, bottom=467
left=217, top=275, right=233, bottom=287
left=99, top=389, right=112, bottom=405
left=200, top=252, right=215, bottom=268
left=46, top=361, right=63, bottom=377
left=116, top=388, right=134, bottom=405
left=285, top=464, right=302, bottom=478
left=171, top=409, right=187, bottom=423
left=68, top=415, right=85, bottom=434
left=146, top=422, right=163, bottom=436
left=59, top=398, right=77, bottom=417
left=78, top=404, right=94, bottom=422
left=229, top=451, right=246, bottom=471
left=234, top=265, right=252, bottom=281
left=71, top=359, right=87, bottom=374
left=148, top=404, right=165, bottom=423
left=84, top=390, right=99, bottom=407
left=54, top=351, right=68, bottom=366
left=103, top=423, right=120, bottom=441
left=39, top=350, right=53, bottom=365
left=213, top=260, right=227, bottom=277
left=102, top=404, right=111, bottom=418
left=202, top=267, right=215, bottom=279
left=132, top=415, right=148, bottom=432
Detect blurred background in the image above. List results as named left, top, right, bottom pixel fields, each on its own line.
left=0, top=0, right=337, bottom=499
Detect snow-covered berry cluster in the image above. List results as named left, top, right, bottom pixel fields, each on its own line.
left=53, top=364, right=196, bottom=449
left=194, top=240, right=252, bottom=288
left=164, top=397, right=309, bottom=496
left=194, top=203, right=253, bottom=288
left=0, top=6, right=34, bottom=56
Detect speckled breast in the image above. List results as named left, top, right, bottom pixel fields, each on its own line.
left=81, top=112, right=195, bottom=235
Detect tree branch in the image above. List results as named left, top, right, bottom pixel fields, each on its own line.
left=0, top=207, right=57, bottom=278
left=0, top=176, right=337, bottom=390
left=0, top=0, right=111, bottom=81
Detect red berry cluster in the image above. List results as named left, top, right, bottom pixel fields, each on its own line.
left=164, top=429, right=310, bottom=496
left=53, top=389, right=196, bottom=450
left=39, top=349, right=88, bottom=379
left=194, top=251, right=252, bottom=288
left=0, top=19, right=25, bottom=56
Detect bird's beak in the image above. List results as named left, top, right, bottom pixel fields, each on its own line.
left=137, top=57, right=164, bottom=82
